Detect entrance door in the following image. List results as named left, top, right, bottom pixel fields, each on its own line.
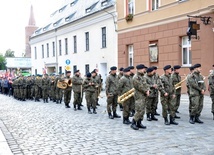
left=100, top=63, right=107, bottom=90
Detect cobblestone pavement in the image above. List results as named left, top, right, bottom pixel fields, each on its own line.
left=0, top=92, right=214, bottom=155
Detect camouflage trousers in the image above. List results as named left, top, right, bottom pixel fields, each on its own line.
left=106, top=95, right=118, bottom=113
left=210, top=94, right=214, bottom=113
left=20, top=88, right=27, bottom=100
left=160, top=95, right=176, bottom=118
left=190, top=95, right=204, bottom=116
left=85, top=91, right=96, bottom=108
left=123, top=97, right=133, bottom=118
left=146, top=97, right=156, bottom=115
left=130, top=97, right=135, bottom=112
left=73, top=92, right=82, bottom=107
left=50, top=86, right=55, bottom=100
left=134, top=98, right=146, bottom=122
left=64, top=89, right=72, bottom=106
left=34, top=85, right=40, bottom=99
left=42, top=87, right=49, bottom=100
left=175, top=94, right=181, bottom=111
left=55, top=88, right=63, bottom=100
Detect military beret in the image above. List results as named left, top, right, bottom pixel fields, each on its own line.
left=123, top=67, right=130, bottom=72
left=147, top=67, right=154, bottom=73
left=136, top=64, right=146, bottom=70
left=163, top=65, right=171, bottom=71
left=189, top=66, right=195, bottom=71
left=173, top=65, right=181, bottom=70
left=152, top=66, right=158, bottom=70
left=74, top=70, right=79, bottom=73
left=213, top=65, right=214, bottom=67
left=194, top=63, right=201, bottom=68
left=91, top=70, right=96, bottom=74
left=119, top=67, right=124, bottom=71
left=66, top=71, right=71, bottom=74
left=129, top=66, right=135, bottom=70
left=86, top=73, right=91, bottom=77
left=110, top=66, right=117, bottom=71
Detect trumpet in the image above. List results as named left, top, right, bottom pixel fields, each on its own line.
left=118, top=88, right=135, bottom=104
left=174, top=77, right=187, bottom=90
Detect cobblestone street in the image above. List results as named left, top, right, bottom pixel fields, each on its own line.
left=0, top=92, right=214, bottom=155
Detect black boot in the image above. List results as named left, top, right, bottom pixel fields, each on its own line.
left=164, top=117, right=170, bottom=125
left=74, top=105, right=77, bottom=111
left=78, top=105, right=82, bottom=110
left=130, top=110, right=135, bottom=117
left=189, top=115, right=195, bottom=124
left=147, top=113, right=152, bottom=121
left=176, top=110, right=179, bottom=113
left=119, top=104, right=123, bottom=111
left=65, top=103, right=70, bottom=108
left=175, top=114, right=180, bottom=119
left=130, top=119, right=139, bottom=130
left=88, top=107, right=92, bottom=114
left=43, top=99, right=45, bottom=103
left=154, top=110, right=160, bottom=116
left=113, top=112, right=121, bottom=118
left=93, top=108, right=97, bottom=114
left=136, top=119, right=147, bottom=129
left=56, top=100, right=59, bottom=104
left=123, top=117, right=131, bottom=125
left=151, top=114, right=158, bottom=121
left=46, top=99, right=48, bottom=103
left=108, top=113, right=114, bottom=119
left=170, top=116, right=178, bottom=125
left=59, top=99, right=62, bottom=104
left=195, top=116, right=203, bottom=124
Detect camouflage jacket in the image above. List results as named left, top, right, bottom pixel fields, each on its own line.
left=42, top=77, right=50, bottom=89
left=35, top=78, right=42, bottom=88
left=144, top=74, right=157, bottom=98
left=158, top=74, right=175, bottom=96
left=133, top=72, right=149, bottom=100
left=105, top=74, right=119, bottom=96
left=83, top=77, right=97, bottom=93
left=117, top=73, right=123, bottom=80
left=208, top=73, right=214, bottom=95
left=72, top=75, right=83, bottom=93
left=118, top=75, right=132, bottom=96
left=187, top=71, right=206, bottom=96
left=171, top=73, right=181, bottom=94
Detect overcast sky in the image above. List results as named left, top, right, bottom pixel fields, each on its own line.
left=0, top=0, right=63, bottom=57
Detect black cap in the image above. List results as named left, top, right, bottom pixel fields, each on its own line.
left=163, top=65, right=171, bottom=71
left=152, top=66, right=158, bottom=70
left=189, top=66, right=194, bottom=71
left=147, top=67, right=154, bottom=73
left=123, top=67, right=130, bottom=72
left=119, top=67, right=124, bottom=71
left=74, top=70, right=79, bottom=73
left=213, top=65, right=214, bottom=67
left=194, top=63, right=201, bottom=68
left=136, top=64, right=146, bottom=70
left=173, top=65, right=181, bottom=70
left=66, top=71, right=71, bottom=74
left=110, top=66, right=117, bottom=71
left=129, top=66, right=135, bottom=70
left=86, top=73, right=91, bottom=77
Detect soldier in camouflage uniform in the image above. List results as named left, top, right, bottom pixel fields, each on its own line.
left=171, top=65, right=181, bottom=119
left=49, top=75, right=55, bottom=101
left=26, top=76, right=32, bottom=100
left=129, top=66, right=136, bottom=117
left=18, top=76, right=27, bottom=101
left=208, top=65, right=214, bottom=120
left=105, top=66, right=121, bottom=119
left=145, top=67, right=158, bottom=121
left=34, top=75, right=42, bottom=102
left=63, top=71, right=72, bottom=108
left=42, top=74, right=50, bottom=103
left=92, top=69, right=101, bottom=106
left=30, top=75, right=35, bottom=100
left=117, top=67, right=124, bottom=111
left=152, top=66, right=160, bottom=116
left=72, top=70, right=83, bottom=110
left=12, top=77, right=19, bottom=99
left=118, top=67, right=133, bottom=125
left=83, top=73, right=97, bottom=114
left=188, top=63, right=206, bottom=124
left=158, top=65, right=178, bottom=125
left=130, top=64, right=150, bottom=130
left=54, top=73, right=64, bottom=104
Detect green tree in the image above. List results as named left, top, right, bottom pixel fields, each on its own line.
left=4, top=49, right=15, bottom=57
left=0, top=54, right=6, bottom=70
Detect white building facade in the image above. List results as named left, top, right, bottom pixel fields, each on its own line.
left=30, top=0, right=117, bottom=84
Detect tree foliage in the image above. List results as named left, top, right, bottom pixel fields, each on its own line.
left=0, top=54, right=6, bottom=70
left=4, top=49, right=15, bottom=57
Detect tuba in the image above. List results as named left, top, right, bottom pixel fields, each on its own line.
left=118, top=88, right=135, bottom=104
left=57, top=79, right=72, bottom=89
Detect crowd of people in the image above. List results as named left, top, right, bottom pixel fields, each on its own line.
left=0, top=63, right=214, bottom=131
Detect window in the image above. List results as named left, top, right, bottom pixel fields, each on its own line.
left=59, top=40, right=62, bottom=55
left=85, top=32, right=89, bottom=51
left=73, top=35, right=77, bottom=53
left=73, top=65, right=77, bottom=74
left=70, top=0, right=78, bottom=7
left=35, top=69, right=37, bottom=75
left=85, top=1, right=99, bottom=13
left=101, top=27, right=106, bottom=48
left=128, top=45, right=134, bottom=66
left=65, top=38, right=68, bottom=55
left=182, top=36, right=191, bottom=66
left=127, top=0, right=134, bottom=14
left=59, top=66, right=62, bottom=74
left=150, top=0, right=159, bottom=11
left=42, top=45, right=44, bottom=58
left=85, top=64, right=90, bottom=75
left=52, top=42, right=55, bottom=57
left=34, top=47, right=37, bottom=59
left=47, top=43, right=49, bottom=58
left=101, top=0, right=109, bottom=6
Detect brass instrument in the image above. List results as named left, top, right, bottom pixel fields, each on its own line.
left=57, top=79, right=72, bottom=89
left=117, top=88, right=135, bottom=104
left=174, top=77, right=187, bottom=90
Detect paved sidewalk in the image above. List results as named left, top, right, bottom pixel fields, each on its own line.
left=0, top=92, right=214, bottom=155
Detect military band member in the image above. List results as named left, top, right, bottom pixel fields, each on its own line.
left=42, top=74, right=50, bottom=103
left=83, top=73, right=97, bottom=114
left=152, top=66, right=160, bottom=116
left=171, top=65, right=181, bottom=119
left=54, top=73, right=64, bottom=104
left=145, top=67, right=158, bottom=121
left=92, top=69, right=101, bottom=106
left=118, top=67, right=124, bottom=111
left=158, top=65, right=178, bottom=125
left=129, top=66, right=135, bottom=117
left=208, top=66, right=214, bottom=120
left=130, top=64, right=150, bottom=130
left=63, top=71, right=72, bottom=108
left=105, top=66, right=121, bottom=119
left=188, top=64, right=206, bottom=124
left=34, top=74, right=42, bottom=102
left=118, top=67, right=133, bottom=125
left=72, top=70, right=83, bottom=111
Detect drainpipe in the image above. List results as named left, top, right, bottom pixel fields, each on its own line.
left=55, top=28, right=58, bottom=74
